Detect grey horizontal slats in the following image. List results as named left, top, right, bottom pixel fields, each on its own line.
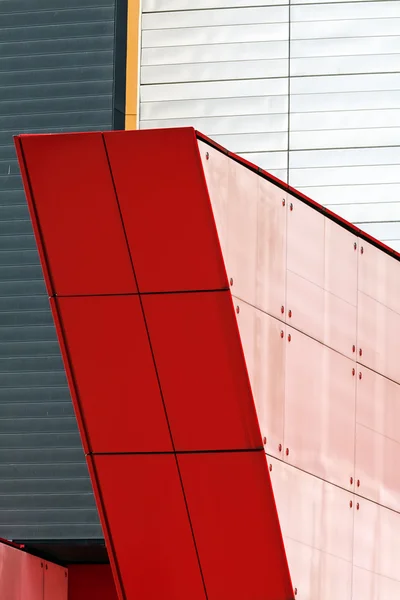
left=0, top=0, right=115, bottom=541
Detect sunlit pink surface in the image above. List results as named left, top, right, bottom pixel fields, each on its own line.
left=200, top=138, right=400, bottom=599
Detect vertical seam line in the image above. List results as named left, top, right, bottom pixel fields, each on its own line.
left=101, top=133, right=209, bottom=600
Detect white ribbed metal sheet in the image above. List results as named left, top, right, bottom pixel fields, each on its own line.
left=139, top=0, right=400, bottom=250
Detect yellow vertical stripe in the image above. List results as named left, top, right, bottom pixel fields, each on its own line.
left=125, top=0, right=141, bottom=130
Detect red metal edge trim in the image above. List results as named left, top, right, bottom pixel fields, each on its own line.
left=86, top=456, right=126, bottom=600
left=195, top=130, right=400, bottom=263
left=14, top=135, right=55, bottom=296
left=49, top=298, right=91, bottom=455
left=0, top=538, right=24, bottom=550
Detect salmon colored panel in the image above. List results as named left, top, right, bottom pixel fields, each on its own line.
left=284, top=537, right=352, bottom=600
left=357, top=292, right=400, bottom=383
left=200, top=142, right=287, bottom=320
left=0, top=544, right=43, bottom=600
left=256, top=177, right=287, bottom=320
left=142, top=291, right=262, bottom=452
left=269, top=458, right=354, bottom=562
left=287, top=194, right=325, bottom=288
left=286, top=272, right=357, bottom=358
left=325, top=219, right=358, bottom=307
left=358, top=240, right=400, bottom=315
left=225, top=158, right=258, bottom=306
left=44, top=562, right=68, bottom=600
left=355, top=423, right=400, bottom=513
left=91, top=454, right=206, bottom=600
left=286, top=269, right=324, bottom=342
left=353, top=496, right=400, bottom=582
left=178, top=451, right=294, bottom=600
left=284, top=328, right=356, bottom=489
left=234, top=298, right=285, bottom=458
left=104, top=128, right=228, bottom=293
left=17, top=133, right=136, bottom=296
left=54, top=295, right=172, bottom=453
left=356, top=366, right=400, bottom=444
left=352, top=566, right=400, bottom=600
left=324, top=290, right=357, bottom=360
left=198, top=140, right=229, bottom=262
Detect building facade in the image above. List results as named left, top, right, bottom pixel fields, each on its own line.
left=1, top=0, right=400, bottom=598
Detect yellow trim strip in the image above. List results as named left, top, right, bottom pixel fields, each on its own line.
left=125, top=0, right=141, bottom=130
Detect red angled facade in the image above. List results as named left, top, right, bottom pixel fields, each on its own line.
left=13, top=127, right=400, bottom=599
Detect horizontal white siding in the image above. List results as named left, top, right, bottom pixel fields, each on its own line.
left=139, top=0, right=400, bottom=246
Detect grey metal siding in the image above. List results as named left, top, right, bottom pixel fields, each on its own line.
left=0, top=0, right=119, bottom=540
left=139, top=0, right=400, bottom=251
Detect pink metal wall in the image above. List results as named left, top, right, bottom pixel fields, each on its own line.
left=0, top=542, right=67, bottom=599
left=200, top=141, right=400, bottom=600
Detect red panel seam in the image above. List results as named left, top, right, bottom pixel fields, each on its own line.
left=101, top=133, right=209, bottom=600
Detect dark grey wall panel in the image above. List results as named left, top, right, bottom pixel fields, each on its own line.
left=0, top=0, right=120, bottom=540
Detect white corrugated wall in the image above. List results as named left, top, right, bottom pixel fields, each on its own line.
left=139, top=0, right=400, bottom=251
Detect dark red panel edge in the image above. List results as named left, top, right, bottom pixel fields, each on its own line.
left=14, top=136, right=55, bottom=296
left=49, top=298, right=91, bottom=455
left=86, top=457, right=126, bottom=600
left=195, top=130, right=400, bottom=262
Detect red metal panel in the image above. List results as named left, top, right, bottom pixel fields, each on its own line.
left=103, top=128, right=228, bottom=293
left=44, top=561, right=68, bottom=600
left=91, top=454, right=206, bottom=600
left=142, top=290, right=262, bottom=452
left=178, top=450, right=294, bottom=600
left=53, top=295, right=171, bottom=454
left=68, top=565, right=118, bottom=600
left=17, top=133, right=136, bottom=296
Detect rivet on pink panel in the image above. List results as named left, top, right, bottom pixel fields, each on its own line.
left=356, top=366, right=400, bottom=445
left=256, top=178, right=287, bottom=320
left=269, top=458, right=354, bottom=562
left=234, top=298, right=256, bottom=395
left=235, top=301, right=286, bottom=458
left=355, top=423, right=400, bottom=513
left=287, top=195, right=325, bottom=288
left=284, top=328, right=355, bottom=489
left=324, top=290, right=357, bottom=359
left=358, top=240, right=400, bottom=315
left=226, top=157, right=258, bottom=306
left=44, top=562, right=68, bottom=600
left=325, top=219, right=357, bottom=306
left=286, top=269, right=324, bottom=342
left=353, top=498, right=400, bottom=582
left=352, top=566, right=400, bottom=600
left=387, top=309, right=400, bottom=384
left=198, top=141, right=229, bottom=261
left=284, top=538, right=352, bottom=600
left=357, top=292, right=389, bottom=380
